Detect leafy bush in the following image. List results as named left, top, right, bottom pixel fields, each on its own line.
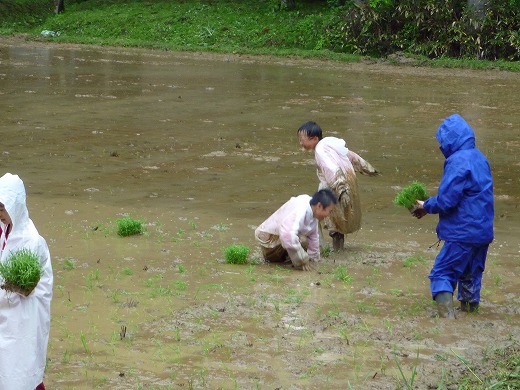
left=333, top=0, right=520, bottom=60
left=0, top=248, right=43, bottom=296
left=223, top=244, right=250, bottom=265
left=394, top=181, right=428, bottom=210
left=116, top=217, right=143, bottom=237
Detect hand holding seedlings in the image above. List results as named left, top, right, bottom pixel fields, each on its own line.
left=411, top=200, right=428, bottom=219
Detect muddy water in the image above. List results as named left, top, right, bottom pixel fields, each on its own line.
left=1, top=38, right=519, bottom=389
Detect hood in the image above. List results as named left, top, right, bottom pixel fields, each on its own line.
left=0, top=173, right=30, bottom=234
left=436, top=114, right=476, bottom=158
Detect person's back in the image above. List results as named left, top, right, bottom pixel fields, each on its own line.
left=413, top=114, right=494, bottom=318
left=425, top=114, right=494, bottom=244
left=255, top=189, right=337, bottom=271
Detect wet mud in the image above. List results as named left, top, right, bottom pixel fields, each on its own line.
left=1, top=37, right=519, bottom=389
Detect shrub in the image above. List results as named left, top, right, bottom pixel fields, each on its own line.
left=394, top=181, right=428, bottom=210
left=0, top=248, right=43, bottom=296
left=116, top=217, right=143, bottom=237
left=333, top=0, right=520, bottom=60
left=223, top=244, right=250, bottom=264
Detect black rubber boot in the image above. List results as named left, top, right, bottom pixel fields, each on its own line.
left=329, top=232, right=344, bottom=251
left=434, top=292, right=456, bottom=319
left=460, top=301, right=479, bottom=313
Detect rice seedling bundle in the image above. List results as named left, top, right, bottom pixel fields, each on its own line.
left=394, top=181, right=428, bottom=210
left=223, top=244, right=250, bottom=264
left=0, top=248, right=43, bottom=296
left=116, top=217, right=143, bottom=237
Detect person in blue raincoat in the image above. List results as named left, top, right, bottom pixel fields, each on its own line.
left=413, top=114, right=494, bottom=319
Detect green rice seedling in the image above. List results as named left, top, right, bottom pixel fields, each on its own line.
left=388, top=288, right=403, bottom=296
left=80, top=330, right=90, bottom=353
left=0, top=248, right=43, bottom=296
left=451, top=348, right=484, bottom=384
left=333, top=264, right=353, bottom=283
left=63, top=257, right=76, bottom=270
left=403, top=255, right=427, bottom=268
left=393, top=348, right=419, bottom=390
left=320, top=245, right=331, bottom=257
left=223, top=244, right=250, bottom=265
left=116, top=216, right=143, bottom=237
left=122, top=267, right=134, bottom=276
left=174, top=280, right=187, bottom=292
left=394, top=181, right=429, bottom=210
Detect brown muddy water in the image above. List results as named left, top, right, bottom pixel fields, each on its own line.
left=1, top=37, right=519, bottom=389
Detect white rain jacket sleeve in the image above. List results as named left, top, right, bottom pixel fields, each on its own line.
left=315, top=137, right=377, bottom=191
left=0, top=173, right=53, bottom=389
left=314, top=137, right=378, bottom=235
left=255, top=195, right=320, bottom=263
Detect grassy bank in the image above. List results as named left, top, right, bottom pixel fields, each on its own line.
left=1, top=0, right=519, bottom=71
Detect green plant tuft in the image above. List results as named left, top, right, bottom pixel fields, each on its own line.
left=223, top=244, right=250, bottom=265
left=394, top=181, right=428, bottom=210
left=0, top=248, right=43, bottom=296
left=116, top=217, right=143, bottom=237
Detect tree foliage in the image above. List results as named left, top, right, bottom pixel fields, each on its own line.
left=329, top=0, right=520, bottom=60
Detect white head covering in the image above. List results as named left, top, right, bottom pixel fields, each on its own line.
left=0, top=173, right=52, bottom=389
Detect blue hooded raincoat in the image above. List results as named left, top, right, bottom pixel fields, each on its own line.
left=424, top=114, right=494, bottom=301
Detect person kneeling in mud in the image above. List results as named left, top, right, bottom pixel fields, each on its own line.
left=297, top=121, right=379, bottom=251
left=255, top=189, right=337, bottom=271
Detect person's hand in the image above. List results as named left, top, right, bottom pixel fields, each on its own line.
left=339, top=190, right=350, bottom=208
left=301, top=258, right=317, bottom=272
left=411, top=200, right=427, bottom=219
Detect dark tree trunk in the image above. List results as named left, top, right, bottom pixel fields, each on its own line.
left=54, top=0, right=64, bottom=14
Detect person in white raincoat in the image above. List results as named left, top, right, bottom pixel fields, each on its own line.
left=297, top=121, right=379, bottom=250
left=0, top=173, right=52, bottom=390
left=255, top=189, right=337, bottom=271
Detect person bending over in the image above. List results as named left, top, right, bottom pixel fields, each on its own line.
left=297, top=121, right=378, bottom=251
left=255, top=189, right=337, bottom=271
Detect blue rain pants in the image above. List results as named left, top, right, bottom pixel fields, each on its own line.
left=429, top=241, right=488, bottom=303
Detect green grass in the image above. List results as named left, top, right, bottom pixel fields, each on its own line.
left=394, top=181, right=428, bottom=210
left=2, top=0, right=520, bottom=71
left=0, top=248, right=44, bottom=295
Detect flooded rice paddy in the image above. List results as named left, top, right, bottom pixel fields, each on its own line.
left=0, top=37, right=519, bottom=389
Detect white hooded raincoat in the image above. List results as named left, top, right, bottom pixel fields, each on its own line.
left=0, top=173, right=52, bottom=389
left=315, top=137, right=377, bottom=235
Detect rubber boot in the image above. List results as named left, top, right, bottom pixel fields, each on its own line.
left=460, top=301, right=479, bottom=313
left=434, top=292, right=456, bottom=319
left=329, top=232, right=344, bottom=251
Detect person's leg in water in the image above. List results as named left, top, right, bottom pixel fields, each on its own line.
left=458, top=244, right=488, bottom=313
left=329, top=231, right=344, bottom=251
left=261, top=244, right=289, bottom=263
left=429, top=242, right=474, bottom=319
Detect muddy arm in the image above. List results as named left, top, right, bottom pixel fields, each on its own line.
left=347, top=150, right=379, bottom=176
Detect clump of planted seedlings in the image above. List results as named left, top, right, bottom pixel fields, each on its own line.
left=116, top=216, right=143, bottom=237
left=223, top=244, right=250, bottom=264
left=0, top=248, right=43, bottom=296
left=394, top=181, right=429, bottom=210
